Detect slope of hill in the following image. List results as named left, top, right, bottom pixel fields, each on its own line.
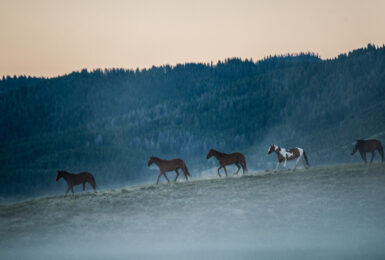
left=1, top=44, right=385, bottom=198
left=1, top=164, right=385, bottom=259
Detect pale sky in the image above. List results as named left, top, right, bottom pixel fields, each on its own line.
left=1, top=0, right=385, bottom=77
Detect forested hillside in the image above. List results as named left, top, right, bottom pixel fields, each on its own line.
left=1, top=44, right=385, bottom=199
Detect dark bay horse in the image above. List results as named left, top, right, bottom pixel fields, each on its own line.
left=56, top=170, right=97, bottom=195
left=268, top=144, right=310, bottom=171
left=147, top=156, right=191, bottom=184
left=206, top=149, right=247, bottom=177
left=351, top=139, right=384, bottom=163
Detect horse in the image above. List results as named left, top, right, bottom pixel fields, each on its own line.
left=267, top=144, right=310, bottom=171
left=147, top=156, right=191, bottom=184
left=351, top=139, right=384, bottom=163
left=206, top=149, right=247, bottom=177
left=56, top=170, right=97, bottom=195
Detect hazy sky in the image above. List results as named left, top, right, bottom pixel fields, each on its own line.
left=1, top=0, right=385, bottom=77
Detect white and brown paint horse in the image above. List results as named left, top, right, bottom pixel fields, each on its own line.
left=267, top=145, right=310, bottom=171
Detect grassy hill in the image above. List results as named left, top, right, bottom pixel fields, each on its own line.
left=1, top=164, right=385, bottom=259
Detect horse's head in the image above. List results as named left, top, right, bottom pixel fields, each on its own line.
left=206, top=149, right=214, bottom=159
left=351, top=141, right=360, bottom=155
left=147, top=156, right=155, bottom=166
left=56, top=170, right=64, bottom=181
left=267, top=145, right=276, bottom=154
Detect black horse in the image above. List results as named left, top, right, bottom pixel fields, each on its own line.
left=351, top=139, right=384, bottom=163
left=56, top=170, right=97, bottom=195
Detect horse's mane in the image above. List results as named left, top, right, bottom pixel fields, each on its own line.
left=58, top=170, right=74, bottom=176
left=150, top=156, right=161, bottom=161
left=271, top=144, right=280, bottom=150
left=210, top=149, right=226, bottom=156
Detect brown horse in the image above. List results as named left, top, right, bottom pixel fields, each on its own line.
left=351, top=139, right=384, bottom=163
left=56, top=170, right=97, bottom=195
left=147, top=156, right=191, bottom=184
left=268, top=144, right=310, bottom=171
left=206, top=149, right=247, bottom=177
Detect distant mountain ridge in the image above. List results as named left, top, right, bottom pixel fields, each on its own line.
left=1, top=44, right=384, bottom=198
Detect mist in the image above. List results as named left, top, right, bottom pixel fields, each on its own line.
left=1, top=164, right=385, bottom=259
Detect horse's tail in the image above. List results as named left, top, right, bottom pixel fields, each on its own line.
left=303, top=151, right=310, bottom=168
left=241, top=157, right=248, bottom=173
left=91, top=175, right=97, bottom=191
left=378, top=142, right=384, bottom=162
left=183, top=164, right=192, bottom=178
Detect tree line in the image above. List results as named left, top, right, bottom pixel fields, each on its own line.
left=0, top=44, right=384, bottom=198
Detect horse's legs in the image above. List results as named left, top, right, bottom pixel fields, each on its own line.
left=360, top=151, right=367, bottom=164
left=274, top=162, right=280, bottom=172
left=82, top=182, right=85, bottom=191
left=156, top=171, right=164, bottom=184
left=223, top=166, right=228, bottom=177
left=234, top=163, right=241, bottom=175
left=294, top=157, right=301, bottom=171
left=174, top=169, right=180, bottom=182
left=70, top=186, right=74, bottom=195
left=370, top=151, right=375, bottom=164
left=65, top=186, right=70, bottom=195
left=283, top=159, right=289, bottom=171
left=217, top=166, right=222, bottom=177
left=163, top=173, right=170, bottom=183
